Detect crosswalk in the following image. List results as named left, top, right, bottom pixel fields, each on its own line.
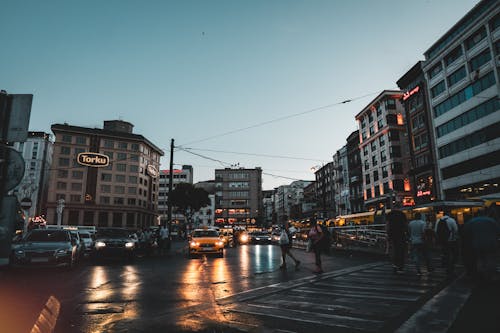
left=218, top=261, right=451, bottom=333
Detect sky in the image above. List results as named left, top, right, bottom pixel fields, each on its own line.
left=1, top=0, right=480, bottom=190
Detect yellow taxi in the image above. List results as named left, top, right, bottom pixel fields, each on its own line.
left=188, top=228, right=225, bottom=258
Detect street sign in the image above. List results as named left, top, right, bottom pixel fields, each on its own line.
left=5, top=94, right=33, bottom=142
left=20, top=197, right=32, bottom=209
left=0, top=145, right=25, bottom=192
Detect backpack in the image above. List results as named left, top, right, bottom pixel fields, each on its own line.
left=436, top=218, right=450, bottom=245
left=319, top=225, right=332, bottom=254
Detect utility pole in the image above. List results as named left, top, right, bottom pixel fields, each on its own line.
left=167, top=139, right=174, bottom=231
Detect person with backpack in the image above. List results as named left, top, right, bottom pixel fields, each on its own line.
left=408, top=213, right=433, bottom=275
left=435, top=210, right=459, bottom=277
left=308, top=219, right=324, bottom=274
left=278, top=221, right=301, bottom=270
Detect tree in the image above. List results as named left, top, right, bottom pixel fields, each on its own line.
left=168, top=183, right=210, bottom=225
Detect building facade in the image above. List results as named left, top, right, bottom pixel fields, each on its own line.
left=422, top=0, right=500, bottom=200
left=46, top=120, right=163, bottom=229
left=346, top=130, right=364, bottom=213
left=355, top=90, right=412, bottom=209
left=158, top=165, right=193, bottom=224
left=314, top=162, right=336, bottom=218
left=12, top=132, right=53, bottom=217
left=333, top=146, right=350, bottom=215
left=214, top=167, right=263, bottom=226
left=397, top=62, right=440, bottom=205
left=193, top=180, right=216, bottom=226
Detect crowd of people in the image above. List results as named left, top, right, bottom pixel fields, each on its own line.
left=135, top=225, right=171, bottom=256
left=386, top=205, right=499, bottom=281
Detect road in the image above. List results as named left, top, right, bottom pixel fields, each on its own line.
left=0, top=241, right=454, bottom=333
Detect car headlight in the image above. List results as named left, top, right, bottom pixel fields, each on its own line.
left=216, top=241, right=224, bottom=247
left=56, top=249, right=70, bottom=255
left=15, top=250, right=25, bottom=256
left=190, top=241, right=199, bottom=247
left=240, top=235, right=249, bottom=242
left=125, top=242, right=135, bottom=248
left=95, top=241, right=106, bottom=248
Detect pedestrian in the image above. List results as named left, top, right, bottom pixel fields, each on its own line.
left=435, top=210, right=459, bottom=277
left=279, top=221, right=301, bottom=270
left=159, top=225, right=170, bottom=256
left=408, top=212, right=433, bottom=275
left=143, top=228, right=152, bottom=256
left=462, top=206, right=499, bottom=281
left=308, top=219, right=324, bottom=274
left=386, top=208, right=408, bottom=273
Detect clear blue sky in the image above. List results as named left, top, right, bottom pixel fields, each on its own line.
left=1, top=0, right=479, bottom=190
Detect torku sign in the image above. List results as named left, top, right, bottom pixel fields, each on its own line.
left=77, top=152, right=109, bottom=167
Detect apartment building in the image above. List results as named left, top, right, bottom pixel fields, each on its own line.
left=422, top=0, right=500, bottom=200
left=333, top=145, right=350, bottom=215
left=214, top=167, right=263, bottom=225
left=158, top=165, right=193, bottom=224
left=346, top=130, right=364, bottom=213
left=46, top=120, right=163, bottom=228
left=314, top=162, right=336, bottom=218
left=12, top=132, right=53, bottom=217
left=397, top=62, right=439, bottom=205
left=355, top=91, right=412, bottom=210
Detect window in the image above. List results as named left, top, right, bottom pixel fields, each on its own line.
left=118, top=142, right=128, bottom=149
left=364, top=160, right=370, bottom=170
left=389, top=130, right=400, bottom=141
left=361, top=119, right=367, bottom=129
left=130, top=154, right=139, bottom=162
left=428, top=62, right=443, bottom=79
left=56, top=182, right=67, bottom=190
left=490, top=13, right=500, bottom=32
left=115, top=186, right=125, bottom=194
left=128, top=199, right=136, bottom=206
left=380, top=150, right=387, bottom=162
left=72, top=171, right=83, bottom=179
left=391, top=162, right=403, bottom=175
left=370, top=141, right=377, bottom=151
left=376, top=105, right=382, bottom=116
left=469, top=48, right=491, bottom=72
left=436, top=97, right=499, bottom=137
left=465, top=26, right=486, bottom=50
left=365, top=174, right=371, bottom=184
left=71, top=183, right=82, bottom=191
left=101, top=173, right=112, bottom=181
left=98, top=212, right=108, bottom=227
left=379, top=135, right=385, bottom=147
left=377, top=119, right=384, bottom=129
left=444, top=46, right=463, bottom=66
left=116, top=163, right=126, bottom=172
left=104, top=140, right=114, bottom=148
left=431, top=80, right=446, bottom=98
left=58, top=170, right=68, bottom=178
left=382, top=166, right=388, bottom=178
left=114, top=197, right=124, bottom=205
left=372, top=155, right=378, bottom=166
left=414, top=134, right=429, bottom=150
left=368, top=113, right=374, bottom=123
left=129, top=165, right=139, bottom=172
left=70, top=195, right=81, bottom=202
left=76, top=136, right=86, bottom=145
left=390, top=145, right=401, bottom=158
left=363, top=147, right=369, bottom=156
left=60, top=146, right=70, bottom=155
left=373, top=170, right=379, bottom=182
left=101, top=185, right=111, bottom=193
left=447, top=66, right=467, bottom=87
left=495, top=40, right=500, bottom=56
left=386, top=99, right=396, bottom=110
left=434, top=71, right=496, bottom=117
left=117, top=152, right=127, bottom=161
left=386, top=114, right=397, bottom=125
left=369, top=125, right=375, bottom=135
left=129, top=176, right=138, bottom=183
left=62, top=135, right=72, bottom=143
left=56, top=193, right=66, bottom=200
left=100, top=196, right=110, bottom=204
left=411, top=113, right=426, bottom=131
left=439, top=121, right=500, bottom=158
left=128, top=187, right=137, bottom=194
left=115, top=175, right=126, bottom=182
left=59, top=158, right=70, bottom=166
left=131, top=143, right=140, bottom=151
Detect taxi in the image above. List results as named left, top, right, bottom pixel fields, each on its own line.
left=188, top=228, right=225, bottom=258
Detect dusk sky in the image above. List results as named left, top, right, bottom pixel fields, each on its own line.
left=1, top=0, right=479, bottom=190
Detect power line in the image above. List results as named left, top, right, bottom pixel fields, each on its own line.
left=179, top=147, right=330, bottom=163
left=178, top=91, right=381, bottom=147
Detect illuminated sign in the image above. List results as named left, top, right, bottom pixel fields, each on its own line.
left=77, top=153, right=109, bottom=167
left=416, top=176, right=433, bottom=197
left=403, top=86, right=420, bottom=101
left=147, top=164, right=159, bottom=178
left=402, top=196, right=415, bottom=206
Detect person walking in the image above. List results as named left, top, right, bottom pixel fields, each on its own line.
left=279, top=221, right=301, bottom=270
left=159, top=225, right=170, bottom=256
left=308, top=219, right=324, bottom=274
left=408, top=213, right=433, bottom=275
left=386, top=208, right=408, bottom=273
left=435, top=210, right=459, bottom=277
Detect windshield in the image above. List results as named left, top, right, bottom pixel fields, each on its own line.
left=25, top=230, right=69, bottom=242
left=192, top=230, right=219, bottom=238
left=96, top=229, right=131, bottom=238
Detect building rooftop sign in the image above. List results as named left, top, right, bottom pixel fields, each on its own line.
left=77, top=152, right=109, bottom=167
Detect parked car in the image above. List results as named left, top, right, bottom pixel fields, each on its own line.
left=188, top=228, right=224, bottom=258
left=10, top=229, right=78, bottom=268
left=91, top=228, right=137, bottom=261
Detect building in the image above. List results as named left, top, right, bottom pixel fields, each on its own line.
left=333, top=145, right=350, bottom=216
left=193, top=180, right=216, bottom=226
left=45, top=120, right=163, bottom=228
left=11, top=132, right=53, bottom=217
left=422, top=0, right=500, bottom=200
left=355, top=90, right=412, bottom=210
left=262, top=190, right=274, bottom=227
left=302, top=181, right=317, bottom=218
left=214, top=167, right=263, bottom=226
left=397, top=62, right=439, bottom=205
left=158, top=165, right=193, bottom=224
left=274, top=180, right=313, bottom=223
left=314, top=162, right=336, bottom=218
left=346, top=130, right=364, bottom=213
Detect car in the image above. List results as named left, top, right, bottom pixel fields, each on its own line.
left=188, top=228, right=225, bottom=258
left=219, top=228, right=235, bottom=247
left=10, top=229, right=78, bottom=268
left=236, top=231, right=250, bottom=245
left=78, top=231, right=94, bottom=255
left=91, top=228, right=137, bottom=261
left=249, top=231, right=272, bottom=244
